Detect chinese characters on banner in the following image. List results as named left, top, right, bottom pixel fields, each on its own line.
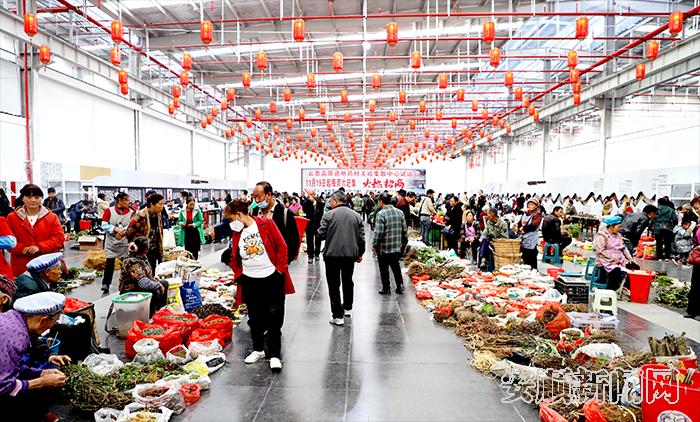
left=301, top=168, right=427, bottom=193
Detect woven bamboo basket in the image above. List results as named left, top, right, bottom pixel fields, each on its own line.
left=493, top=239, right=522, bottom=268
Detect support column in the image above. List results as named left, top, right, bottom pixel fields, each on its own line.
left=480, top=146, right=486, bottom=185
left=19, top=0, right=37, bottom=182
left=134, top=110, right=141, bottom=171
left=541, top=123, right=550, bottom=179
left=592, top=97, right=621, bottom=174
left=189, top=130, right=195, bottom=175
left=504, top=136, right=512, bottom=182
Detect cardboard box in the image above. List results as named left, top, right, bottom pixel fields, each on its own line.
left=77, top=235, right=104, bottom=251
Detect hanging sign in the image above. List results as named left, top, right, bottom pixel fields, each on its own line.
left=301, top=168, right=426, bottom=193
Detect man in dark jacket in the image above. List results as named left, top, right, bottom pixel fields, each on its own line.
left=318, top=191, right=365, bottom=326
left=653, top=199, right=676, bottom=261
left=251, top=182, right=299, bottom=264
left=542, top=206, right=571, bottom=255
left=301, top=189, right=324, bottom=263
left=395, top=189, right=410, bottom=223
left=620, top=205, right=657, bottom=255
left=42, top=188, right=66, bottom=225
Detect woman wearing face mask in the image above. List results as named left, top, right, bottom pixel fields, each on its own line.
left=224, top=199, right=295, bottom=373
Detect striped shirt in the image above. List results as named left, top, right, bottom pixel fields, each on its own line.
left=373, top=205, right=407, bottom=255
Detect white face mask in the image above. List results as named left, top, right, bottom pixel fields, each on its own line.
left=230, top=220, right=244, bottom=232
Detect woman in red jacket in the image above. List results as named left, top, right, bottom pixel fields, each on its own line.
left=6, top=185, right=65, bottom=277
left=224, top=199, right=295, bottom=373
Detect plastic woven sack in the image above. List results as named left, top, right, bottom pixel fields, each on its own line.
left=165, top=345, right=192, bottom=365
left=132, top=383, right=186, bottom=415
left=133, top=338, right=165, bottom=364
left=188, top=340, right=223, bottom=358
left=83, top=353, right=124, bottom=376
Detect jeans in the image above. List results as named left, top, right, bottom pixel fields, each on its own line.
left=324, top=256, right=356, bottom=318
left=521, top=246, right=538, bottom=270
left=600, top=267, right=627, bottom=291
left=446, top=232, right=459, bottom=254
left=460, top=240, right=479, bottom=262
left=378, top=253, right=403, bottom=291
left=102, top=257, right=117, bottom=289
left=656, top=229, right=674, bottom=260
left=306, top=228, right=322, bottom=257
left=420, top=216, right=431, bottom=244
left=241, top=272, right=286, bottom=358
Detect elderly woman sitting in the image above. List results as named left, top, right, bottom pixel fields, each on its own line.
left=594, top=215, right=639, bottom=291
left=119, top=237, right=169, bottom=317
left=14, top=253, right=63, bottom=300
left=0, top=275, right=16, bottom=312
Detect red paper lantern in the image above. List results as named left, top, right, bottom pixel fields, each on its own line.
left=398, top=90, right=407, bottom=104
left=438, top=73, right=448, bottom=89
left=227, top=88, right=235, bottom=101
left=570, top=69, right=580, bottom=85
left=409, top=120, right=416, bottom=130
left=306, top=73, right=316, bottom=89
left=369, top=99, right=377, bottom=113
left=241, top=72, right=251, bottom=87
left=471, top=99, right=478, bottom=112
left=269, top=101, right=277, bottom=113
left=332, top=52, right=343, bottom=72
left=386, top=22, right=398, bottom=46
left=386, top=130, right=393, bottom=139
left=120, top=83, right=129, bottom=95
left=482, top=20, right=495, bottom=44
left=221, top=99, right=228, bottom=111
left=340, top=90, right=349, bottom=104
left=211, top=106, right=218, bottom=117
left=372, top=74, right=381, bottom=89
left=424, top=130, right=430, bottom=139
left=299, top=107, right=305, bottom=120
left=168, top=104, right=175, bottom=115
left=492, top=116, right=499, bottom=126
left=456, top=88, right=465, bottom=102
left=481, top=109, right=488, bottom=119
left=274, top=124, right=280, bottom=134
left=528, top=105, right=535, bottom=115
left=200, top=21, right=213, bottom=44
left=283, top=88, right=292, bottom=102
left=533, top=110, right=540, bottom=122
left=225, top=129, right=231, bottom=138
left=419, top=99, right=427, bottom=113
left=293, top=19, right=305, bottom=42
left=487, top=134, right=493, bottom=142
left=646, top=41, right=659, bottom=60
left=573, top=93, right=581, bottom=105
left=311, top=128, right=317, bottom=138
left=369, top=121, right=375, bottom=131
left=410, top=51, right=422, bottom=69
left=389, top=111, right=397, bottom=122
left=173, top=98, right=180, bottom=108
left=435, top=110, right=442, bottom=121
left=635, top=63, right=646, bottom=80
left=118, top=69, right=128, bottom=85
left=522, top=96, right=530, bottom=107
left=344, top=112, right=351, bottom=122
left=451, top=118, right=457, bottom=129
left=319, top=103, right=326, bottom=115
left=172, top=85, right=181, bottom=98
left=237, top=123, right=244, bottom=132
left=182, top=53, right=192, bottom=70
left=24, top=13, right=38, bottom=37
left=111, top=20, right=123, bottom=43
left=514, top=87, right=523, bottom=100
left=180, top=71, right=189, bottom=86
left=39, top=45, right=51, bottom=64
left=286, top=118, right=293, bottom=129
left=207, top=115, right=213, bottom=124
left=254, top=108, right=262, bottom=120
left=110, top=47, right=121, bottom=66
left=669, top=11, right=684, bottom=35
left=201, top=119, right=207, bottom=129
left=479, top=129, right=485, bottom=138
left=567, top=50, right=578, bottom=69
left=256, top=50, right=268, bottom=70
left=327, top=121, right=333, bottom=131
left=489, top=48, right=501, bottom=67
left=499, top=119, right=506, bottom=129
left=572, top=82, right=581, bottom=94
left=506, top=124, right=511, bottom=134
left=504, top=71, right=514, bottom=87
left=348, top=129, right=354, bottom=138
left=247, top=118, right=253, bottom=128
left=576, top=17, right=589, bottom=39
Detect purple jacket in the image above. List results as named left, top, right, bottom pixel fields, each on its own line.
left=0, top=310, right=42, bottom=396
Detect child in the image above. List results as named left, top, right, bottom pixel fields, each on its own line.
left=673, top=215, right=695, bottom=265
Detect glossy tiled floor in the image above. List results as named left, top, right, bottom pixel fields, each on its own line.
left=55, top=234, right=699, bottom=421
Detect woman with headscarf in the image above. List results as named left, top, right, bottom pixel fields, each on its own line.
left=594, top=215, right=637, bottom=291
left=6, top=185, right=65, bottom=278
left=118, top=237, right=169, bottom=317
left=517, top=197, right=543, bottom=270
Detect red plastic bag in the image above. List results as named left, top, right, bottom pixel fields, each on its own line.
left=200, top=315, right=233, bottom=343
left=535, top=302, right=571, bottom=339
left=179, top=383, right=202, bottom=406
left=64, top=297, right=91, bottom=313
left=152, top=308, right=200, bottom=340
left=125, top=321, right=182, bottom=358
left=416, top=290, right=432, bottom=300
left=187, top=327, right=225, bottom=348
left=539, top=401, right=568, bottom=422
left=582, top=400, right=607, bottom=422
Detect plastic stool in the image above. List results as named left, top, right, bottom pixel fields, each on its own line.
left=542, top=243, right=562, bottom=264
left=585, top=259, right=606, bottom=291
left=592, top=289, right=618, bottom=315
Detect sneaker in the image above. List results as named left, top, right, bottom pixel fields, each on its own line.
left=315, top=255, right=320, bottom=261
left=395, top=287, right=404, bottom=294
left=270, top=357, right=282, bottom=373
left=101, top=285, right=109, bottom=294
left=344, top=310, right=352, bottom=317
left=329, top=318, right=345, bottom=326
left=378, top=289, right=390, bottom=295
left=308, top=257, right=314, bottom=264
left=244, top=351, right=266, bottom=364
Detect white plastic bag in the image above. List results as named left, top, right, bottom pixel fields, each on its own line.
left=195, top=352, right=226, bottom=374
left=572, top=343, right=623, bottom=361
left=155, top=260, right=178, bottom=278
left=132, top=383, right=186, bottom=415
left=188, top=340, right=223, bottom=358
left=166, top=345, right=192, bottom=365
left=156, top=373, right=211, bottom=391
left=94, top=407, right=122, bottom=422
left=133, top=338, right=164, bottom=364
left=163, top=228, right=176, bottom=250
left=84, top=354, right=124, bottom=376
left=116, top=403, right=173, bottom=422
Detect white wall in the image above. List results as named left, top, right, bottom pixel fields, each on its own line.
left=193, top=132, right=226, bottom=179
left=140, top=113, right=190, bottom=175
left=0, top=113, right=26, bottom=181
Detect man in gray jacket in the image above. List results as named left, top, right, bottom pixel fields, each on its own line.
left=318, top=191, right=365, bottom=326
